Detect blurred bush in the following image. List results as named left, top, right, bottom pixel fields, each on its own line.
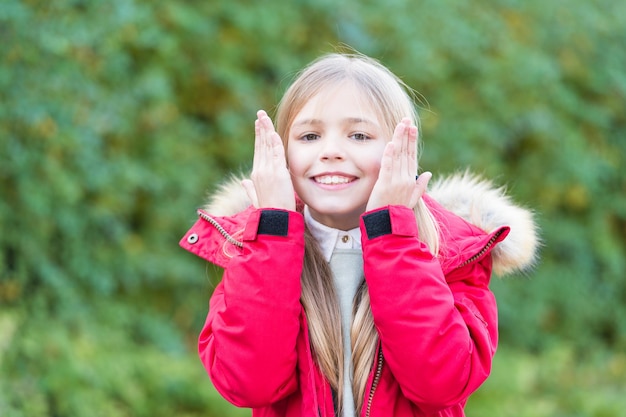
left=1, top=0, right=624, bottom=415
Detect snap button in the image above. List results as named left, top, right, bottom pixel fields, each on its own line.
left=187, top=233, right=199, bottom=244
left=341, top=235, right=350, bottom=243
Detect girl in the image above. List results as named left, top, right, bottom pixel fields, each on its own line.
left=180, top=52, right=539, bottom=417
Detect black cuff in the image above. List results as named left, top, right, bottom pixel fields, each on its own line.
left=363, top=209, right=392, bottom=239
left=258, top=210, right=289, bottom=236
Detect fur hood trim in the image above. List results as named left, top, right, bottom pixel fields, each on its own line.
left=202, top=172, right=540, bottom=277
left=428, top=172, right=540, bottom=276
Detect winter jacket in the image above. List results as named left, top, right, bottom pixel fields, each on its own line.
left=179, top=173, right=539, bottom=417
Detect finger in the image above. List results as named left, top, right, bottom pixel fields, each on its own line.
left=391, top=119, right=410, bottom=174
left=257, top=110, right=277, bottom=139
left=381, top=140, right=395, bottom=175
left=271, top=132, right=286, bottom=160
left=257, top=110, right=270, bottom=153
left=407, top=123, right=418, bottom=177
left=241, top=179, right=259, bottom=208
left=400, top=117, right=411, bottom=154
left=254, top=111, right=271, bottom=171
left=254, top=110, right=273, bottom=166
left=258, top=111, right=280, bottom=169
left=253, top=118, right=262, bottom=169
left=391, top=119, right=407, bottom=154
left=389, top=122, right=405, bottom=177
left=399, top=118, right=411, bottom=176
left=416, top=171, right=432, bottom=195
left=400, top=118, right=417, bottom=175
left=409, top=171, right=432, bottom=208
left=257, top=111, right=286, bottom=167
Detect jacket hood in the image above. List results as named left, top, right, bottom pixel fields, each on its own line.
left=200, top=172, right=540, bottom=277
left=427, top=172, right=539, bottom=276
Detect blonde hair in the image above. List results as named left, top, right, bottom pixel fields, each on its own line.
left=276, top=52, right=440, bottom=413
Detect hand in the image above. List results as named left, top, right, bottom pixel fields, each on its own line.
left=241, top=110, right=296, bottom=211
left=366, top=118, right=432, bottom=211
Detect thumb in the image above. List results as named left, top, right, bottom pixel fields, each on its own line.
left=241, top=179, right=259, bottom=208
left=410, top=171, right=432, bottom=207
left=416, top=171, right=432, bottom=192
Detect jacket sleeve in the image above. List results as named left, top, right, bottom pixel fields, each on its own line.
left=196, top=209, right=305, bottom=408
left=360, top=205, right=503, bottom=412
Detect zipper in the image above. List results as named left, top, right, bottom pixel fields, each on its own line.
left=457, top=228, right=506, bottom=269
left=197, top=210, right=244, bottom=248
left=365, top=346, right=384, bottom=417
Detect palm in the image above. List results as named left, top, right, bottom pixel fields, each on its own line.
left=367, top=118, right=430, bottom=211
left=242, top=110, right=296, bottom=211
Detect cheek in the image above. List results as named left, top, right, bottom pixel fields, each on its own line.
left=367, top=161, right=382, bottom=181
left=362, top=149, right=385, bottom=176
left=286, top=146, right=305, bottom=176
left=285, top=143, right=294, bottom=166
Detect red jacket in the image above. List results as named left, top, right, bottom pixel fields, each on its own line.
left=179, top=174, right=538, bottom=417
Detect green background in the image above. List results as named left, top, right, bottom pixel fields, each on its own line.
left=1, top=0, right=625, bottom=416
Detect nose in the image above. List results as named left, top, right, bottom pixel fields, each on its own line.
left=320, top=136, right=345, bottom=161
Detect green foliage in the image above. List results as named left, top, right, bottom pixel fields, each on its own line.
left=0, top=304, right=247, bottom=417
left=467, top=345, right=626, bottom=417
left=1, top=0, right=624, bottom=415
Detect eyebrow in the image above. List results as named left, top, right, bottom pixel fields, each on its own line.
left=292, top=117, right=380, bottom=128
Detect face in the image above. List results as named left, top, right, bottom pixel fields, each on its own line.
left=287, top=83, right=388, bottom=230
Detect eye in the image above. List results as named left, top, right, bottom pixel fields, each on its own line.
left=350, top=132, right=371, bottom=141
left=300, top=133, right=320, bottom=142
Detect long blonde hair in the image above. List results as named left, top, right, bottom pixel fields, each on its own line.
left=276, top=52, right=440, bottom=413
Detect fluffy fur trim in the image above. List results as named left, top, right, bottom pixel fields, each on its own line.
left=428, top=171, right=540, bottom=276
left=203, top=172, right=540, bottom=276
left=203, top=174, right=253, bottom=217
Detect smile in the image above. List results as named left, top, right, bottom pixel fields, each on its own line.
left=314, top=175, right=355, bottom=185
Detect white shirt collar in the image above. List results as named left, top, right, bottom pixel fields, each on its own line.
left=304, top=206, right=362, bottom=262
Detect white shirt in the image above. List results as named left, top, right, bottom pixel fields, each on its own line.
left=304, top=206, right=363, bottom=417
left=304, top=206, right=362, bottom=262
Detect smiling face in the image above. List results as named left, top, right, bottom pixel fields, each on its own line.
left=287, top=82, right=388, bottom=230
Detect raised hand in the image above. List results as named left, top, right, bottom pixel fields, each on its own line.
left=366, top=118, right=431, bottom=211
left=241, top=110, right=296, bottom=211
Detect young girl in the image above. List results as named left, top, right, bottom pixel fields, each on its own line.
left=180, top=52, right=538, bottom=417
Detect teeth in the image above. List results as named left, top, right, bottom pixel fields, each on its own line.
left=315, top=175, right=351, bottom=185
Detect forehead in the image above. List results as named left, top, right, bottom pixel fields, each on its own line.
left=292, top=82, right=381, bottom=123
